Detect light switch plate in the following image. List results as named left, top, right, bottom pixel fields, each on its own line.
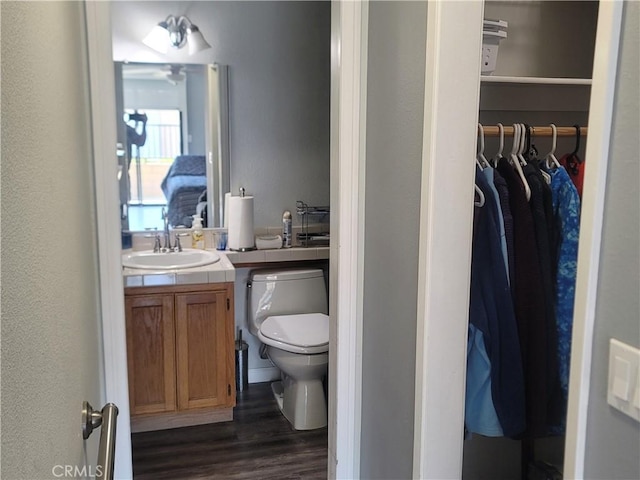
left=612, top=356, right=631, bottom=400
left=608, top=338, right=640, bottom=422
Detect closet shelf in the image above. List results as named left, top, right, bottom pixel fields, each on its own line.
left=481, top=75, right=592, bottom=86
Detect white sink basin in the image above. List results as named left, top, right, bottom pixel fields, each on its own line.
left=122, top=249, right=220, bottom=270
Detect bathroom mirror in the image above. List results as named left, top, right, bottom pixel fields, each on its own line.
left=115, top=61, right=229, bottom=231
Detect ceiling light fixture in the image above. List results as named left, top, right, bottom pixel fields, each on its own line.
left=143, top=15, right=211, bottom=55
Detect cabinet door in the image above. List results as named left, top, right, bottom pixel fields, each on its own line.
left=125, top=294, right=176, bottom=416
left=175, top=290, right=234, bottom=410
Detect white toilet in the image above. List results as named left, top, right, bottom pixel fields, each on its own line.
left=248, top=268, right=329, bottom=430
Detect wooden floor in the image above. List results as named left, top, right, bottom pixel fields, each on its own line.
left=131, top=382, right=328, bottom=479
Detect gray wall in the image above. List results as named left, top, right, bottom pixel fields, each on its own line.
left=1, top=1, right=104, bottom=477
left=360, top=2, right=427, bottom=478
left=584, top=3, right=640, bottom=479
left=111, top=1, right=331, bottom=227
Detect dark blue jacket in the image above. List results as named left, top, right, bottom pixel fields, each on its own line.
left=468, top=167, right=526, bottom=437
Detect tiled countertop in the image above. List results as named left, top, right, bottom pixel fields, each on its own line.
left=122, top=247, right=329, bottom=288
left=122, top=251, right=235, bottom=287
left=225, top=246, right=329, bottom=265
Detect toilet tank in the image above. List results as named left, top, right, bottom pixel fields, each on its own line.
left=248, top=268, right=328, bottom=336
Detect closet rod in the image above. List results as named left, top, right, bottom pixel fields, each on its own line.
left=480, top=126, right=588, bottom=137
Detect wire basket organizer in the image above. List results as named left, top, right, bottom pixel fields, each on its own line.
left=295, top=200, right=330, bottom=247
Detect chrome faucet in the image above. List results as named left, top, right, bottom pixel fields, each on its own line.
left=161, top=207, right=172, bottom=251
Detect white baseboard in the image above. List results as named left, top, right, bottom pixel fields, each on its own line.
left=248, top=366, right=281, bottom=384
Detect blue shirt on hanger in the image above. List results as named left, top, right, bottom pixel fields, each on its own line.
left=467, top=167, right=526, bottom=437
left=481, top=167, right=510, bottom=284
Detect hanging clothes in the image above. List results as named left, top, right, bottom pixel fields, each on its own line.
left=523, top=162, right=556, bottom=311
left=466, top=324, right=503, bottom=436
left=548, top=166, right=581, bottom=426
left=466, top=127, right=585, bottom=441
left=467, top=167, right=526, bottom=437
left=523, top=162, right=563, bottom=430
left=559, top=153, right=584, bottom=198
left=496, top=157, right=549, bottom=438
left=493, top=168, right=516, bottom=292
left=481, top=167, right=509, bottom=283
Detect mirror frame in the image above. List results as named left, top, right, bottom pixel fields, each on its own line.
left=116, top=62, right=230, bottom=230
left=206, top=64, right=230, bottom=228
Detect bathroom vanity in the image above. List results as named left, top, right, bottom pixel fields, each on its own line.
left=122, top=246, right=329, bottom=433
left=125, top=282, right=235, bottom=432
left=122, top=252, right=237, bottom=433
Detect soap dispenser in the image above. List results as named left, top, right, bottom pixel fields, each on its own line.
left=191, top=215, right=205, bottom=249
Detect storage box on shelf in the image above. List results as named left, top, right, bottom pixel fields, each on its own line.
left=482, top=19, right=508, bottom=75
left=479, top=1, right=597, bottom=114
left=481, top=0, right=598, bottom=82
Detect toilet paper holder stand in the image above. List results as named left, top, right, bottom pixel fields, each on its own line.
left=229, top=187, right=257, bottom=252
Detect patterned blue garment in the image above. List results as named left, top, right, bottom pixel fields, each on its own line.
left=549, top=166, right=581, bottom=403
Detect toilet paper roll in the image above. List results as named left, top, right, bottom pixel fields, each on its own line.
left=223, top=192, right=231, bottom=229
left=227, top=195, right=255, bottom=251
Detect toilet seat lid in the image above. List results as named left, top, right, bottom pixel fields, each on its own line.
left=259, top=313, right=329, bottom=351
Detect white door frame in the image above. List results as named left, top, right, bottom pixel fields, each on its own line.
left=564, top=3, right=623, bottom=478
left=413, top=1, right=484, bottom=477
left=86, top=2, right=364, bottom=479
left=84, top=2, right=133, bottom=478
left=328, top=1, right=367, bottom=478
left=412, top=1, right=623, bottom=478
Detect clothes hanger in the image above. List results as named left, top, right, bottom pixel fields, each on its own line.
left=474, top=184, right=485, bottom=207
left=492, top=123, right=505, bottom=167
left=571, top=124, right=581, bottom=159
left=545, top=124, right=562, bottom=169
left=477, top=124, right=490, bottom=169
left=519, top=122, right=551, bottom=186
left=525, top=123, right=540, bottom=163
left=509, top=122, right=519, bottom=160
left=474, top=124, right=487, bottom=206
left=510, top=123, right=531, bottom=201
left=524, top=123, right=533, bottom=161
left=507, top=122, right=519, bottom=168
left=563, top=125, right=583, bottom=176
left=475, top=127, right=484, bottom=170
left=517, top=123, right=528, bottom=167
left=528, top=124, right=551, bottom=183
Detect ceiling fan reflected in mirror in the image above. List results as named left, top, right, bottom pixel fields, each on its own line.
left=166, top=65, right=185, bottom=85
left=122, top=63, right=197, bottom=85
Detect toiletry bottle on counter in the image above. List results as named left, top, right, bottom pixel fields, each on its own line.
left=191, top=215, right=205, bottom=249
left=282, top=210, right=292, bottom=248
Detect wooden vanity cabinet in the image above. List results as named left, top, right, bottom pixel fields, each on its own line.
left=125, top=282, right=235, bottom=432
left=125, top=293, right=176, bottom=416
